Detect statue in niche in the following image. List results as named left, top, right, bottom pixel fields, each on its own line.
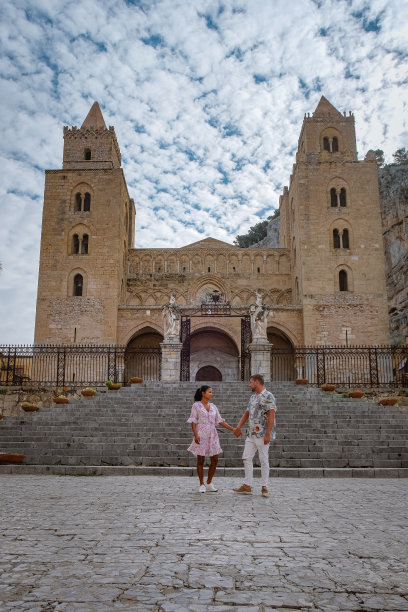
left=249, top=290, right=272, bottom=341
left=162, top=295, right=181, bottom=340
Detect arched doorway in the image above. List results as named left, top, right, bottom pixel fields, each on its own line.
left=196, top=365, right=222, bottom=381
left=268, top=326, right=295, bottom=381
left=189, top=328, right=239, bottom=381
left=125, top=327, right=163, bottom=381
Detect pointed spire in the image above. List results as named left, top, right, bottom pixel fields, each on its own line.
left=81, top=102, right=107, bottom=129
left=313, top=96, right=343, bottom=118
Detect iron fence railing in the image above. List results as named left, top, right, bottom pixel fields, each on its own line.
left=271, top=345, right=408, bottom=388
left=0, top=344, right=407, bottom=388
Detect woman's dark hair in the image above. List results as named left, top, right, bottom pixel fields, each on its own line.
left=194, top=385, right=211, bottom=401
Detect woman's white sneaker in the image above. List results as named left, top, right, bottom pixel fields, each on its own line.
left=206, top=482, right=218, bottom=492
left=199, top=484, right=206, bottom=493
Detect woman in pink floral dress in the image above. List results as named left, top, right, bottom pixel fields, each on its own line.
left=187, top=385, right=235, bottom=493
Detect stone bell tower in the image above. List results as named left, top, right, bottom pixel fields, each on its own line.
left=280, top=96, right=390, bottom=345
left=34, top=102, right=135, bottom=344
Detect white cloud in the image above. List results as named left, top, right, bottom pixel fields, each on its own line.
left=0, top=0, right=407, bottom=343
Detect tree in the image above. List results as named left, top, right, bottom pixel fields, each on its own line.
left=234, top=210, right=279, bottom=248
left=392, top=147, right=408, bottom=165
left=374, top=149, right=385, bottom=167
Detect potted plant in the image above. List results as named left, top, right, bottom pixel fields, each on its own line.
left=106, top=380, right=121, bottom=390
left=379, top=397, right=398, bottom=406
left=0, top=452, right=26, bottom=464
left=321, top=384, right=336, bottom=392
left=295, top=378, right=309, bottom=385
left=348, top=390, right=364, bottom=399
left=21, top=402, right=39, bottom=412
left=53, top=395, right=69, bottom=404
left=53, top=387, right=69, bottom=404
left=130, top=377, right=143, bottom=384
left=81, top=387, right=97, bottom=397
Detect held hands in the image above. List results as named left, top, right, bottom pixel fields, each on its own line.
left=233, top=427, right=242, bottom=438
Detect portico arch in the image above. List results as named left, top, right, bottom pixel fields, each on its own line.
left=189, top=327, right=240, bottom=382
left=125, top=326, right=163, bottom=381
left=268, top=326, right=295, bottom=381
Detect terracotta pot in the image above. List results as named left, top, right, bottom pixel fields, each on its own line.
left=0, top=453, right=26, bottom=464
left=348, top=391, right=364, bottom=399
left=108, top=384, right=121, bottom=390
left=379, top=398, right=397, bottom=406
left=53, top=397, right=69, bottom=404
left=295, top=379, right=308, bottom=385
left=130, top=377, right=143, bottom=384
left=81, top=390, right=96, bottom=397
left=21, top=403, right=39, bottom=412
left=321, top=384, right=336, bottom=392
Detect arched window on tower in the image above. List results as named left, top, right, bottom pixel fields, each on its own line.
left=323, top=137, right=330, bottom=152
left=333, top=229, right=340, bottom=249
left=84, top=193, right=91, bottom=211
left=342, top=229, right=349, bottom=249
left=75, top=193, right=82, bottom=212
left=330, top=188, right=338, bottom=207
left=332, top=137, right=339, bottom=152
left=81, top=234, right=89, bottom=254
left=84, top=148, right=91, bottom=160
left=339, top=269, right=348, bottom=292
left=340, top=187, right=347, bottom=207
left=72, top=234, right=80, bottom=254
left=73, top=274, right=83, bottom=296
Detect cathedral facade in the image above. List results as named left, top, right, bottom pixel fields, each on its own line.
left=34, top=97, right=390, bottom=381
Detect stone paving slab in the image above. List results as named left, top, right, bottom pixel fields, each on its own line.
left=1, top=476, right=408, bottom=611
left=1, top=465, right=408, bottom=478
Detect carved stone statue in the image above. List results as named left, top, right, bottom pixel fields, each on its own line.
left=249, top=291, right=272, bottom=341
left=162, top=295, right=181, bottom=340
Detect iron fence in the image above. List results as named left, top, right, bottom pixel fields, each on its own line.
left=271, top=345, right=408, bottom=388
left=0, top=344, right=407, bottom=388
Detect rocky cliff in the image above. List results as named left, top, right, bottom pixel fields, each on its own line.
left=379, top=164, right=408, bottom=344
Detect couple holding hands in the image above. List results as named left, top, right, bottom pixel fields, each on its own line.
left=187, top=374, right=277, bottom=498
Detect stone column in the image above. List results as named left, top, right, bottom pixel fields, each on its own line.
left=160, top=341, right=183, bottom=381
left=248, top=341, right=272, bottom=382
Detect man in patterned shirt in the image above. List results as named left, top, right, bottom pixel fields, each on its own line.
left=233, top=373, right=277, bottom=498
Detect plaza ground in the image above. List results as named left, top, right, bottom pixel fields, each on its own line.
left=1, top=475, right=407, bottom=611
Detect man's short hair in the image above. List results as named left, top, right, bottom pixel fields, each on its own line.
left=250, top=374, right=264, bottom=385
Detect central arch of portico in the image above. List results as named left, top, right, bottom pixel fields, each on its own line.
left=180, top=300, right=251, bottom=381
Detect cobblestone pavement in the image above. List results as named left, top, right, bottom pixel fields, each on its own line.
left=1, top=476, right=408, bottom=612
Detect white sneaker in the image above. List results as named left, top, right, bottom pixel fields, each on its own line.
left=206, top=482, right=218, bottom=492
left=199, top=484, right=206, bottom=493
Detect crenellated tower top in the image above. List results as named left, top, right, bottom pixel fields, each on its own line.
left=62, top=101, right=122, bottom=169
left=296, top=96, right=357, bottom=162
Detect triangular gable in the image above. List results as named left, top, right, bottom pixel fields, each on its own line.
left=313, top=96, right=343, bottom=118
left=180, top=237, right=236, bottom=249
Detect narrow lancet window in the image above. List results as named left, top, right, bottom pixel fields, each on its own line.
left=84, top=193, right=91, bottom=211
left=81, top=234, right=89, bottom=254
left=72, top=234, right=80, bottom=254
left=342, top=229, right=349, bottom=249
left=330, top=188, right=337, bottom=207
left=73, top=274, right=83, bottom=296
left=75, top=193, right=82, bottom=212
left=339, top=269, right=348, bottom=291
left=333, top=229, right=340, bottom=249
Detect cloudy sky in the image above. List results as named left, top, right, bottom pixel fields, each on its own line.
left=0, top=0, right=407, bottom=344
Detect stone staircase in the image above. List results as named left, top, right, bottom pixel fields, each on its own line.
left=0, top=382, right=407, bottom=470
